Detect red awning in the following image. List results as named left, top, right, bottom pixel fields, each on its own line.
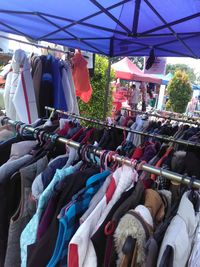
left=112, top=57, right=162, bottom=84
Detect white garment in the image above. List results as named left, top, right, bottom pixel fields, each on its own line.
left=126, top=115, right=149, bottom=147
left=4, top=49, right=38, bottom=123
left=4, top=62, right=19, bottom=120
left=130, top=88, right=140, bottom=104
left=61, top=62, right=79, bottom=115
left=157, top=192, right=200, bottom=267
left=68, top=165, right=138, bottom=267
left=13, top=50, right=38, bottom=123
left=63, top=147, right=78, bottom=168
left=188, top=221, right=200, bottom=267
left=134, top=205, right=154, bottom=227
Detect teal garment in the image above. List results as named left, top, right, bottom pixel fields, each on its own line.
left=47, top=170, right=110, bottom=267
left=20, top=163, right=82, bottom=267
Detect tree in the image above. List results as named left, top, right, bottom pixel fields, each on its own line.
left=166, top=63, right=196, bottom=83
left=78, top=55, right=114, bottom=120
left=166, top=70, right=192, bottom=113
left=111, top=56, right=144, bottom=70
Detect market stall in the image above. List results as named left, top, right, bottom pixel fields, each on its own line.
left=112, top=57, right=162, bottom=83
left=0, top=2, right=200, bottom=267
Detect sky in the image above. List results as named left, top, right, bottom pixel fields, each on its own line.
left=167, top=57, right=200, bottom=75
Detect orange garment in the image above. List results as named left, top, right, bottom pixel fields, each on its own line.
left=72, top=51, right=92, bottom=103
left=151, top=147, right=173, bottom=181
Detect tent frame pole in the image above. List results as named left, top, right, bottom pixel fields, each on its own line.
left=132, top=0, right=141, bottom=35
left=103, top=57, right=111, bottom=120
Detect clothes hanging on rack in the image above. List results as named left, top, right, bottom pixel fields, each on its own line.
left=157, top=191, right=199, bottom=267
left=48, top=107, right=200, bottom=179
left=52, top=58, right=68, bottom=113
left=39, top=55, right=54, bottom=117
left=4, top=49, right=38, bottom=123
left=0, top=116, right=199, bottom=267
left=29, top=54, right=79, bottom=117
left=45, top=106, right=200, bottom=149
left=60, top=60, right=79, bottom=115
left=116, top=115, right=200, bottom=172
left=30, top=55, right=42, bottom=113
left=4, top=48, right=80, bottom=120
left=122, top=107, right=200, bottom=126
left=71, top=50, right=92, bottom=103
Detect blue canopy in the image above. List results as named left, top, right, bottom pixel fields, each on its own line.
left=192, top=84, right=200, bottom=90
left=0, top=0, right=200, bottom=57
left=154, top=73, right=200, bottom=89
left=153, top=73, right=173, bottom=85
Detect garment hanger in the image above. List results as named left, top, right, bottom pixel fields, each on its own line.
left=77, top=143, right=85, bottom=161
left=100, top=150, right=109, bottom=172
left=109, top=151, right=120, bottom=171
left=40, top=130, right=47, bottom=147
left=83, top=144, right=99, bottom=169
left=47, top=46, right=50, bottom=55
left=35, top=128, right=45, bottom=146
left=91, top=146, right=99, bottom=165
left=48, top=108, right=56, bottom=120
left=14, top=121, right=25, bottom=135
left=79, top=144, right=91, bottom=170
left=30, top=44, right=35, bottom=59
left=86, top=144, right=95, bottom=165
left=19, top=123, right=29, bottom=139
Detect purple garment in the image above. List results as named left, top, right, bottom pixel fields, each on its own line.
left=37, top=194, right=58, bottom=240
left=66, top=125, right=81, bottom=139
left=140, top=142, right=160, bottom=163
left=42, top=156, right=68, bottom=190
left=71, top=128, right=84, bottom=141
left=81, top=128, right=95, bottom=144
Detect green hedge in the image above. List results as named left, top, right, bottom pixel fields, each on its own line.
left=78, top=55, right=114, bottom=121
left=166, top=70, right=192, bottom=113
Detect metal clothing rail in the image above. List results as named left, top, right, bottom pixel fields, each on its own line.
left=3, top=117, right=200, bottom=189
left=122, top=107, right=200, bottom=126
left=157, top=109, right=200, bottom=121
left=45, top=106, right=200, bottom=148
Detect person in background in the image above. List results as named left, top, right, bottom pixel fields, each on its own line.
left=140, top=82, right=147, bottom=111
left=186, top=97, right=197, bottom=116
left=196, top=95, right=200, bottom=111
left=114, top=110, right=126, bottom=126
left=128, top=84, right=140, bottom=110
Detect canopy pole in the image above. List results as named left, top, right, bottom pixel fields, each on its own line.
left=103, top=57, right=111, bottom=120
left=132, top=0, right=141, bottom=35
